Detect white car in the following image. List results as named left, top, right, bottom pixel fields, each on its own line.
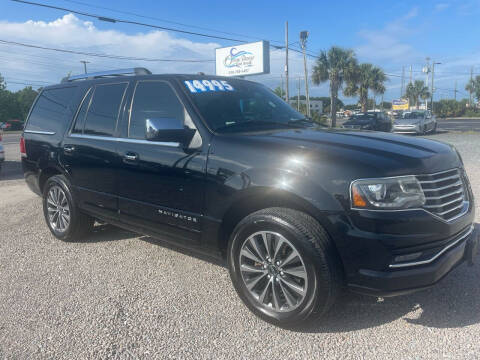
left=392, top=110, right=437, bottom=135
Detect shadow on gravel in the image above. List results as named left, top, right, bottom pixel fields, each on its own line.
left=76, top=224, right=139, bottom=243
left=298, top=223, right=480, bottom=334
left=140, top=235, right=226, bottom=268
left=0, top=160, right=23, bottom=181
left=80, top=220, right=479, bottom=333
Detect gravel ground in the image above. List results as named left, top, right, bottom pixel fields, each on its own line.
left=0, top=132, right=479, bottom=359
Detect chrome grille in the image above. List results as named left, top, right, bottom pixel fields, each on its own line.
left=416, top=168, right=468, bottom=222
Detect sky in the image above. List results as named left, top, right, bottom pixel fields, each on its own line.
left=0, top=0, right=479, bottom=104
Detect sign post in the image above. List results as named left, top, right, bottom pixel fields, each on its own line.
left=215, top=41, right=270, bottom=77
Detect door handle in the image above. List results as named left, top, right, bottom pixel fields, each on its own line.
left=124, top=152, right=138, bottom=161
left=63, top=145, right=75, bottom=153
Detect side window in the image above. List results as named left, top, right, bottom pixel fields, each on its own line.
left=25, top=86, right=77, bottom=133
left=129, top=81, right=185, bottom=140
left=84, top=83, right=127, bottom=137
left=72, top=88, right=92, bottom=134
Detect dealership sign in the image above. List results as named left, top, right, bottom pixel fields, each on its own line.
left=392, top=99, right=409, bottom=111
left=215, top=41, right=270, bottom=77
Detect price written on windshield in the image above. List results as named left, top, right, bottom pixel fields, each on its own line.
left=184, top=80, right=234, bottom=93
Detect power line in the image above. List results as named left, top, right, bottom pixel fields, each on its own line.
left=0, top=39, right=214, bottom=63
left=57, top=0, right=284, bottom=45
left=11, top=0, right=320, bottom=59
left=11, top=0, right=248, bottom=43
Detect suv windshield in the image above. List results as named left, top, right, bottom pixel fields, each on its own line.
left=184, top=78, right=310, bottom=133
left=351, top=113, right=377, bottom=121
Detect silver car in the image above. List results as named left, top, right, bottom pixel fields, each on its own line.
left=393, top=110, right=437, bottom=135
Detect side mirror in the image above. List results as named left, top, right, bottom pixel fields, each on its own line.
left=145, top=118, right=196, bottom=146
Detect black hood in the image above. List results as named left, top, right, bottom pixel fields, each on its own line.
left=238, top=128, right=460, bottom=177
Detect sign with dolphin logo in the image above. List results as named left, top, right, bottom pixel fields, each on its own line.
left=215, top=40, right=270, bottom=77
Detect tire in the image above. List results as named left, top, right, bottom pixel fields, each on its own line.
left=432, top=122, right=437, bottom=134
left=42, top=175, right=94, bottom=241
left=227, top=207, right=342, bottom=328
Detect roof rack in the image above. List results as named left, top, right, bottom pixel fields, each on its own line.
left=61, top=67, right=152, bottom=83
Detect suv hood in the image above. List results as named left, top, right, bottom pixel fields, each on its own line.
left=242, top=128, right=460, bottom=177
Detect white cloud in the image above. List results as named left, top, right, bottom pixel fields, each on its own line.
left=435, top=3, right=450, bottom=11
left=0, top=14, right=314, bottom=95
left=355, top=7, right=420, bottom=65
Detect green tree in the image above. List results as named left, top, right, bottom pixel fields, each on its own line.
left=0, top=73, right=5, bottom=91
left=405, top=80, right=430, bottom=109
left=344, top=63, right=386, bottom=112
left=15, top=86, right=38, bottom=120
left=273, top=86, right=284, bottom=99
left=312, top=46, right=357, bottom=127
left=465, top=75, right=480, bottom=103
left=433, top=99, right=467, bottom=118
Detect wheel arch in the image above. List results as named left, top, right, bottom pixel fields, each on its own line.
left=217, top=187, right=344, bottom=266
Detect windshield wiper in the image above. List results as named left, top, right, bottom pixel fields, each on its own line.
left=288, top=118, right=326, bottom=127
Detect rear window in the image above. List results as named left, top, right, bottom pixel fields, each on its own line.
left=25, top=86, right=77, bottom=133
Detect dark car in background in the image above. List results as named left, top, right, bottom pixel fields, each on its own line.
left=21, top=68, right=477, bottom=328
left=342, top=111, right=392, bottom=132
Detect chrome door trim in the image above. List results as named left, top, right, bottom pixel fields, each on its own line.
left=24, top=130, right=56, bottom=135
left=68, top=133, right=180, bottom=147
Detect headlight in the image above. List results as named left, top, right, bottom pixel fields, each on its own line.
left=351, top=176, right=425, bottom=210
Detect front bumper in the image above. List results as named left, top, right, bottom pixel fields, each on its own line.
left=392, top=124, right=421, bottom=134
left=347, top=225, right=478, bottom=296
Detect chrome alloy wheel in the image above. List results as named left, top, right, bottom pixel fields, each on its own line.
left=239, top=231, right=308, bottom=313
left=46, top=185, right=70, bottom=232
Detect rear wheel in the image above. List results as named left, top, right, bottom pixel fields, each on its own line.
left=228, top=207, right=342, bottom=328
left=43, top=175, right=94, bottom=241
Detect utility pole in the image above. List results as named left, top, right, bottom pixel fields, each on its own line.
left=431, top=62, right=441, bottom=114
left=409, top=65, right=413, bottom=84
left=424, top=57, right=430, bottom=110
left=285, top=21, right=289, bottom=103
left=300, top=31, right=310, bottom=117
left=400, top=66, right=405, bottom=98
left=454, top=80, right=457, bottom=101
left=80, top=60, right=89, bottom=74
left=280, top=74, right=284, bottom=99
left=297, top=77, right=300, bottom=111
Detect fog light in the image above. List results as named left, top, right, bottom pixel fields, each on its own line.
left=394, top=252, right=422, bottom=263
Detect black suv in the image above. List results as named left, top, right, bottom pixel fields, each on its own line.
left=22, top=68, right=477, bottom=327
left=343, top=111, right=392, bottom=132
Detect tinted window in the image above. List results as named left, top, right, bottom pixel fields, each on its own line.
left=352, top=113, right=376, bottom=120
left=72, top=88, right=92, bottom=134
left=84, top=83, right=127, bottom=137
left=129, top=81, right=184, bottom=139
left=26, top=86, right=77, bottom=133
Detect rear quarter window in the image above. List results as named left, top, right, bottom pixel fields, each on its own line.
left=25, top=86, right=77, bottom=133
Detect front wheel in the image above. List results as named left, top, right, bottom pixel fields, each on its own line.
left=43, top=175, right=94, bottom=241
left=228, top=207, right=342, bottom=328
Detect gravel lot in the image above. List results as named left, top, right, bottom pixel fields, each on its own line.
left=0, top=132, right=479, bottom=359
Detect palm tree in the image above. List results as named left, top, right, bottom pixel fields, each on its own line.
left=406, top=80, right=430, bottom=109
left=465, top=75, right=480, bottom=104
left=344, top=63, right=386, bottom=112
left=312, top=46, right=357, bottom=127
